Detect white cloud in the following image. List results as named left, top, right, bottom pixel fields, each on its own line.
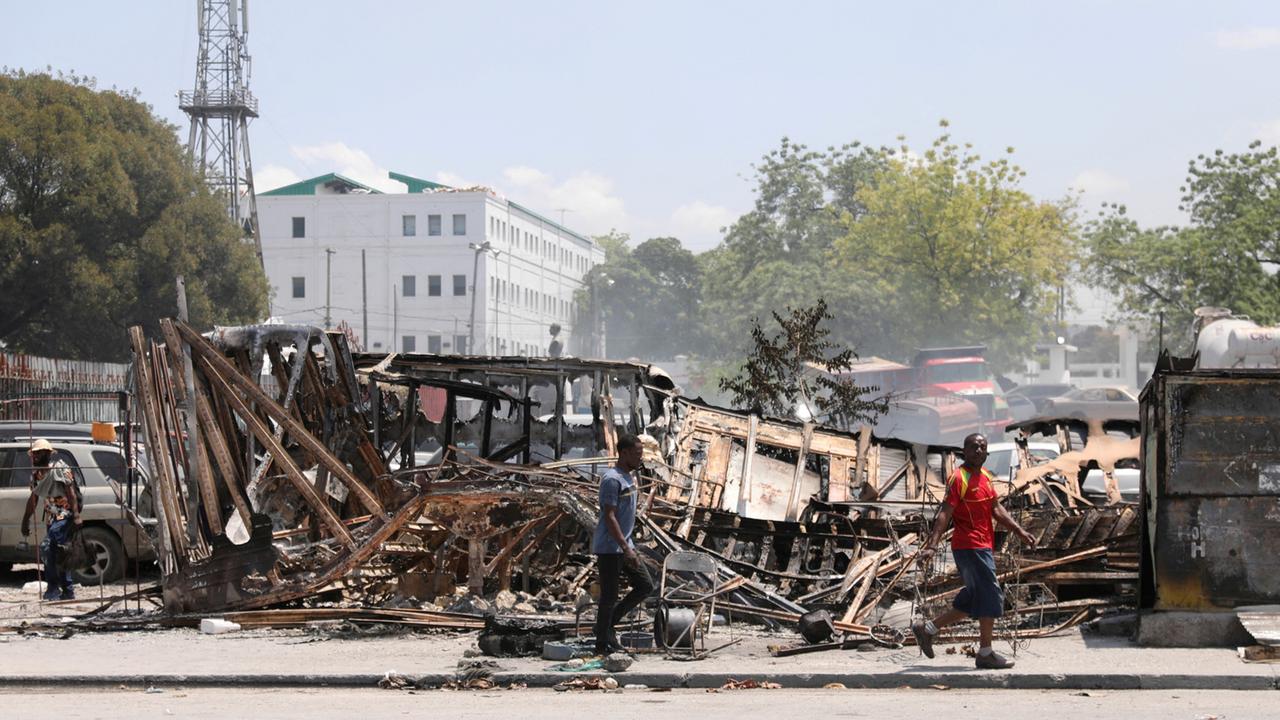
left=434, top=170, right=484, bottom=189
left=1214, top=27, right=1280, bottom=50
left=1071, top=169, right=1130, bottom=196
left=255, top=149, right=738, bottom=250
left=496, top=166, right=630, bottom=235
left=287, top=141, right=402, bottom=193
left=669, top=201, right=735, bottom=248
left=255, top=164, right=302, bottom=192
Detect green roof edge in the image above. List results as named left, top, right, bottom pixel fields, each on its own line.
left=507, top=201, right=591, bottom=245
left=260, top=172, right=382, bottom=196
left=388, top=171, right=450, bottom=193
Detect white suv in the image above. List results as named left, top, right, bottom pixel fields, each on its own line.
left=0, top=441, right=154, bottom=583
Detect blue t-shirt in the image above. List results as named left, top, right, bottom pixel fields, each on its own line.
left=592, top=467, right=637, bottom=554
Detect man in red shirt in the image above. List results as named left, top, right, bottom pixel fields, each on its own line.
left=912, top=433, right=1036, bottom=669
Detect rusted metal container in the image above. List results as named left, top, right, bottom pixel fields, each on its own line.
left=1140, top=366, right=1280, bottom=611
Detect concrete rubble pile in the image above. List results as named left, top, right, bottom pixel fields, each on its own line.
left=118, top=321, right=1141, bottom=650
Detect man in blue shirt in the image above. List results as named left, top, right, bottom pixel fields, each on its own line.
left=592, top=433, right=654, bottom=655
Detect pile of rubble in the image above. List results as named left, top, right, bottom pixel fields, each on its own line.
left=110, top=321, right=1140, bottom=653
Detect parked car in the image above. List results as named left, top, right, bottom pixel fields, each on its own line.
left=0, top=441, right=154, bottom=583
left=1004, top=383, right=1073, bottom=414
left=1005, top=394, right=1038, bottom=423
left=1041, top=385, right=1139, bottom=421
left=984, top=441, right=1061, bottom=485
left=0, top=420, right=102, bottom=443
left=1080, top=462, right=1140, bottom=503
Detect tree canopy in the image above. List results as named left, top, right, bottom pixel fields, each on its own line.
left=0, top=70, right=268, bottom=361
left=584, top=124, right=1078, bottom=391
left=719, top=298, right=884, bottom=427
left=575, top=232, right=705, bottom=360
left=832, top=125, right=1077, bottom=370
left=1084, top=142, right=1280, bottom=347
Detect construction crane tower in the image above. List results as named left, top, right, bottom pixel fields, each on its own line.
left=179, top=0, right=262, bottom=265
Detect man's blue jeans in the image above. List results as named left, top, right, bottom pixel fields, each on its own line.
left=40, top=517, right=74, bottom=597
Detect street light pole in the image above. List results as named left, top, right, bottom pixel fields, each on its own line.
left=591, top=270, right=611, bottom=358
left=468, top=241, right=500, bottom=355
left=324, top=247, right=336, bottom=329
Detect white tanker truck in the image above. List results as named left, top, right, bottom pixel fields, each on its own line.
left=1193, top=307, right=1280, bottom=369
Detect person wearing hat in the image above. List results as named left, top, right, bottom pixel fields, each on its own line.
left=20, top=439, right=82, bottom=600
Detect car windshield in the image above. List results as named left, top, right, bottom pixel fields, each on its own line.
left=928, top=362, right=987, bottom=383
left=986, top=448, right=1014, bottom=480
left=986, top=446, right=1060, bottom=481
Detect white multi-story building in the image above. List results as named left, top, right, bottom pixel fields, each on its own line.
left=257, top=171, right=604, bottom=356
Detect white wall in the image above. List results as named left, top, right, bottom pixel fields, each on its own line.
left=259, top=186, right=602, bottom=356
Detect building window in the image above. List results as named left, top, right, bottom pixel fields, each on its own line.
left=454, top=335, right=468, bottom=354
left=402, top=335, right=416, bottom=353
left=402, top=275, right=416, bottom=297
left=428, top=214, right=442, bottom=236
left=428, top=275, right=441, bottom=296
left=402, top=214, right=416, bottom=236
left=428, top=335, right=442, bottom=354
left=291, top=217, right=305, bottom=238
left=291, top=276, right=305, bottom=298
left=453, top=213, right=467, bottom=235
left=453, top=274, right=466, bottom=296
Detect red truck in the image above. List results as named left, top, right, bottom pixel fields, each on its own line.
left=834, top=346, right=1011, bottom=443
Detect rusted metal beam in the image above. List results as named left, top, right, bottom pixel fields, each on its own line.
left=198, top=355, right=356, bottom=548
left=176, top=321, right=384, bottom=517
left=193, top=382, right=254, bottom=531
left=159, top=319, right=223, bottom=537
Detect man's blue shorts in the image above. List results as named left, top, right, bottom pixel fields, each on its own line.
left=951, top=548, right=1004, bottom=618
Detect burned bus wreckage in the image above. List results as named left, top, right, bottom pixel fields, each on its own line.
left=117, top=321, right=1140, bottom=652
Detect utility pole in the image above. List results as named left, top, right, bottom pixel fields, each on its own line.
left=393, top=284, right=399, bottom=352
left=324, top=248, right=335, bottom=329
left=180, top=0, right=262, bottom=266
left=361, top=249, right=368, bottom=346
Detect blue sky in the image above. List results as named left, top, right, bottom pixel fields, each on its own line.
left=5, top=1, right=1280, bottom=322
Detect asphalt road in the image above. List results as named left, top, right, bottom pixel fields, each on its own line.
left=0, top=687, right=1261, bottom=719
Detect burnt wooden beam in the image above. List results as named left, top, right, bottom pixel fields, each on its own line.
left=199, top=355, right=356, bottom=549
left=176, top=321, right=384, bottom=517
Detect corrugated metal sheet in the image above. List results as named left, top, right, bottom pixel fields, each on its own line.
left=1142, top=369, right=1280, bottom=611
left=0, top=351, right=129, bottom=423
left=1237, top=607, right=1280, bottom=647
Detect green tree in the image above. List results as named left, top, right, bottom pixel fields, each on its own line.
left=833, top=123, right=1077, bottom=370
left=0, top=70, right=268, bottom=361
left=701, top=139, right=891, bottom=359
left=719, top=298, right=884, bottom=427
left=1084, top=142, right=1280, bottom=343
left=576, top=233, right=706, bottom=359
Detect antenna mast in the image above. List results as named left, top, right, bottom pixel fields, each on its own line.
left=180, top=0, right=263, bottom=266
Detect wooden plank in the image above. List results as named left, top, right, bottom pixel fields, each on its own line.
left=159, top=319, right=223, bottom=536
left=194, top=382, right=254, bottom=530
left=841, top=553, right=883, bottom=624
left=127, top=327, right=180, bottom=573
left=853, top=425, right=872, bottom=497
left=828, top=455, right=851, bottom=503
left=737, top=414, right=758, bottom=514
left=236, top=490, right=434, bottom=611
left=176, top=321, right=384, bottom=516
left=147, top=341, right=191, bottom=560
left=199, top=355, right=356, bottom=549
left=784, top=423, right=816, bottom=521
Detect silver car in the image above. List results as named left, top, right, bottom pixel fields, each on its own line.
left=1041, top=386, right=1139, bottom=421
left=0, top=441, right=154, bottom=583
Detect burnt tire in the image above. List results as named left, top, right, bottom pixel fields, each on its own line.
left=70, top=526, right=125, bottom=585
